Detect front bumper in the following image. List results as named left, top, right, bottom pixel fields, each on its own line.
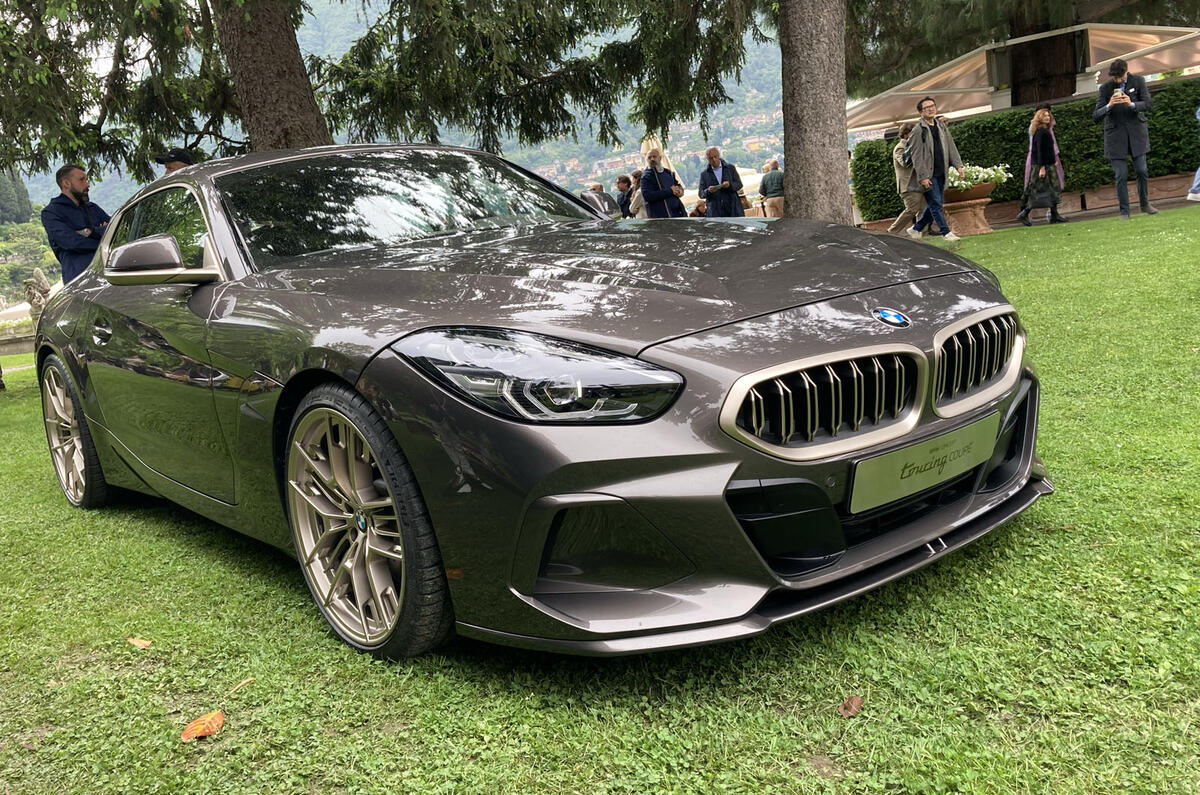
left=357, top=281, right=1052, bottom=656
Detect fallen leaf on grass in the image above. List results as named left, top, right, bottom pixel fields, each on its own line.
left=125, top=637, right=152, bottom=649
left=838, top=695, right=864, bottom=718
left=181, top=710, right=224, bottom=742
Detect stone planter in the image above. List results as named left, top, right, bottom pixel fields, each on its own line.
left=944, top=181, right=996, bottom=203
left=944, top=181, right=997, bottom=236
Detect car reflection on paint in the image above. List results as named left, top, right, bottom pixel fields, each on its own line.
left=35, top=144, right=1051, bottom=657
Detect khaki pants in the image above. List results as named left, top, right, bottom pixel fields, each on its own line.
left=764, top=196, right=784, bottom=217
left=887, top=191, right=926, bottom=234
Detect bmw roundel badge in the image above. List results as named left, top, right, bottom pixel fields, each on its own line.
left=872, top=307, right=911, bottom=328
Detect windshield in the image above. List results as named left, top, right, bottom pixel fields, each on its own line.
left=215, top=149, right=597, bottom=267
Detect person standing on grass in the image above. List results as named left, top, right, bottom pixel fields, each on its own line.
left=1186, top=103, right=1200, bottom=202
left=697, top=146, right=745, bottom=218
left=905, top=96, right=965, bottom=242
left=629, top=169, right=648, bottom=218
left=41, top=164, right=110, bottom=284
left=1018, top=104, right=1070, bottom=226
left=640, top=148, right=686, bottom=218
left=615, top=175, right=634, bottom=218
left=760, top=159, right=785, bottom=217
left=1093, top=58, right=1157, bottom=220
left=887, top=123, right=925, bottom=235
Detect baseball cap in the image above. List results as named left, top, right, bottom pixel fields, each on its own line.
left=155, top=148, right=194, bottom=166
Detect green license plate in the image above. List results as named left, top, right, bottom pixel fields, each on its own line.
left=849, top=413, right=1001, bottom=514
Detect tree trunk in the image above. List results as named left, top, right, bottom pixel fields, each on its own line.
left=214, top=0, right=333, bottom=151
left=779, top=0, right=853, bottom=225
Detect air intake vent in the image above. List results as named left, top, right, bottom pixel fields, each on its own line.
left=736, top=353, right=919, bottom=446
left=935, top=314, right=1018, bottom=405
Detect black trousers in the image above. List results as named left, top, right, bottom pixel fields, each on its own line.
left=1111, top=154, right=1149, bottom=214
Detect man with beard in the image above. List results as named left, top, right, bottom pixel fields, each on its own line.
left=639, top=148, right=686, bottom=218
left=41, top=165, right=110, bottom=284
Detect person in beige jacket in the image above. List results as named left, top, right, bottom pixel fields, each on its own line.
left=887, top=123, right=925, bottom=235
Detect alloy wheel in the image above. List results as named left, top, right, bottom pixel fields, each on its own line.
left=287, top=407, right=406, bottom=646
left=42, top=365, right=86, bottom=504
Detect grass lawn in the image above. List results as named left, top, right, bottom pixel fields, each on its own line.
left=1, top=208, right=1198, bottom=792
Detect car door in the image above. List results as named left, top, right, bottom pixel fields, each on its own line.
left=80, top=185, right=237, bottom=502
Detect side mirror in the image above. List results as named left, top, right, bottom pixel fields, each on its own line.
left=104, top=234, right=220, bottom=286
left=577, top=190, right=621, bottom=219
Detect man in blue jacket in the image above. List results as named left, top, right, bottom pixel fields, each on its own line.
left=697, top=146, right=745, bottom=218
left=41, top=164, right=110, bottom=284
left=639, top=148, right=686, bottom=218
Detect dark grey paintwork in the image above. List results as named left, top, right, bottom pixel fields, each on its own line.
left=35, top=144, right=1051, bottom=655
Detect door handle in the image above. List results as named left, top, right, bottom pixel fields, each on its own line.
left=92, top=319, right=112, bottom=345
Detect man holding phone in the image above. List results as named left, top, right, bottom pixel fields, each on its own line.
left=1093, top=58, right=1157, bottom=219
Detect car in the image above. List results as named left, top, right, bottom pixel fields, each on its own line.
left=37, top=144, right=1052, bottom=657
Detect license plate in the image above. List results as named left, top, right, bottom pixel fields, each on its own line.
left=849, top=413, right=1001, bottom=514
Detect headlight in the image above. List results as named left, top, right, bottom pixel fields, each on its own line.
left=393, top=327, right=684, bottom=424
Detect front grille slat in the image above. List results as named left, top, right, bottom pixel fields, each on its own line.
left=736, top=352, right=919, bottom=448
left=935, top=312, right=1019, bottom=407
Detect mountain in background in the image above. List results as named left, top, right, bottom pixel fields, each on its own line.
left=25, top=1, right=785, bottom=210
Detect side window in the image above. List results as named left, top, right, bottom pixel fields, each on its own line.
left=127, top=188, right=210, bottom=269
left=108, top=210, right=135, bottom=249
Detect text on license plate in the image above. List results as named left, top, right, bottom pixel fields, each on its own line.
left=849, top=413, right=1001, bottom=514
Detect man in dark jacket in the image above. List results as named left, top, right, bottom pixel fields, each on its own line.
left=639, top=148, right=686, bottom=218
left=41, top=164, right=109, bottom=284
left=615, top=175, right=634, bottom=218
left=697, top=147, right=745, bottom=218
left=905, top=97, right=964, bottom=242
left=1093, top=58, right=1157, bottom=219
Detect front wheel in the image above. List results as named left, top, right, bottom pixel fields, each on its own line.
left=40, top=354, right=109, bottom=508
left=285, top=383, right=453, bottom=658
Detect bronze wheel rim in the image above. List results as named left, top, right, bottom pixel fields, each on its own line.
left=287, top=407, right=405, bottom=646
left=43, top=366, right=85, bottom=504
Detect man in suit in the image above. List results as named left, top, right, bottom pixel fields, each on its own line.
left=1093, top=58, right=1157, bottom=219
left=639, top=148, right=686, bottom=218
left=697, top=146, right=744, bottom=218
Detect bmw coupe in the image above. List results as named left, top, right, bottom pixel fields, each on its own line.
left=37, top=145, right=1052, bottom=657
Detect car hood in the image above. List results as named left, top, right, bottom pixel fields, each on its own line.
left=239, top=218, right=978, bottom=356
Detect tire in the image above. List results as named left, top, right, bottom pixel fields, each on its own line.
left=40, top=354, right=109, bottom=508
left=284, top=382, right=453, bottom=658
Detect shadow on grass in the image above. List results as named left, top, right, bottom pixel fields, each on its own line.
left=94, top=476, right=1033, bottom=697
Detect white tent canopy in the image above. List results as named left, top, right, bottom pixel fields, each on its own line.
left=846, top=23, right=1200, bottom=132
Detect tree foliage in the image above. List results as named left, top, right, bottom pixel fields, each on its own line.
left=0, top=0, right=246, bottom=181
left=312, top=0, right=771, bottom=153
left=0, top=171, right=31, bottom=223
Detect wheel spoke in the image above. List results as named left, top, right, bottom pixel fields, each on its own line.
left=306, top=522, right=350, bottom=565
left=292, top=439, right=347, bottom=505
left=366, top=531, right=404, bottom=562
left=323, top=551, right=353, bottom=607
left=348, top=544, right=373, bottom=637
left=289, top=478, right=352, bottom=521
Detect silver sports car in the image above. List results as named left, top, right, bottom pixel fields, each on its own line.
left=36, top=145, right=1051, bottom=657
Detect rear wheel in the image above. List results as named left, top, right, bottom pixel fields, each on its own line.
left=285, top=383, right=453, bottom=658
left=40, top=354, right=109, bottom=508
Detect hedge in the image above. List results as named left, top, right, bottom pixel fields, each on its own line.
left=851, top=76, right=1200, bottom=221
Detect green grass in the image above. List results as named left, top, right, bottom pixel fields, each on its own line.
left=2, top=207, right=1199, bottom=792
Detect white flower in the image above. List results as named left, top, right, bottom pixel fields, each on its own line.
left=947, top=163, right=1011, bottom=190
